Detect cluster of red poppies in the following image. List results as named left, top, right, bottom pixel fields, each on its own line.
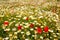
left=4, top=19, right=49, bottom=35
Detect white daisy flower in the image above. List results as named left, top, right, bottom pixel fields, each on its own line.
left=25, top=39, right=29, bottom=40
left=26, top=31, right=30, bottom=36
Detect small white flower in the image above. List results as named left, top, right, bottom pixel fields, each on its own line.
left=34, top=21, right=37, bottom=23
left=25, top=39, right=29, bottom=40
left=24, top=26, right=29, bottom=28
left=49, top=29, right=53, bottom=32
left=38, top=24, right=41, bottom=25
left=40, top=36, right=43, bottom=39
left=15, top=23, right=19, bottom=26
left=34, top=35, right=37, bottom=38
left=4, top=37, right=9, bottom=40
left=20, top=24, right=23, bottom=26
left=53, top=34, right=57, bottom=37
left=56, top=33, right=60, bottom=35
left=29, top=15, right=33, bottom=18
left=47, top=34, right=49, bottom=36
left=4, top=21, right=8, bottom=22
left=35, top=27, right=37, bottom=29
left=57, top=27, right=60, bottom=30
left=9, top=22, right=13, bottom=26
left=14, top=36, right=17, bottom=38
left=12, top=28, right=16, bottom=31
left=11, top=17, right=14, bottom=19
left=32, top=35, right=35, bottom=37
left=36, top=23, right=40, bottom=25
left=22, top=22, right=25, bottom=24
left=14, top=32, right=17, bottom=34
left=26, top=31, right=30, bottom=35
left=18, top=19, right=20, bottom=20
left=21, top=31, right=24, bottom=34
left=41, top=26, right=44, bottom=28
left=14, top=18, right=16, bottom=19
left=29, top=16, right=35, bottom=19
left=50, top=37, right=52, bottom=39
left=25, top=23, right=29, bottom=25
left=2, top=25, right=6, bottom=29
left=17, top=30, right=21, bottom=33
left=53, top=19, right=58, bottom=22
left=39, top=16, right=43, bottom=18
left=39, top=12, right=42, bottom=15
left=9, top=34, right=12, bottom=37
left=29, top=12, right=34, bottom=14
left=23, top=17, right=27, bottom=20
left=13, top=21, right=16, bottom=22
left=21, top=6, right=25, bottom=10
left=32, top=22, right=35, bottom=24
left=30, top=28, right=34, bottom=31
left=4, top=28, right=10, bottom=31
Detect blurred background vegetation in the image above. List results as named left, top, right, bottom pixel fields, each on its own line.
left=0, top=0, right=60, bottom=21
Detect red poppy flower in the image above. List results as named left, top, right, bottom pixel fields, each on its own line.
left=37, top=27, right=42, bottom=34
left=44, top=26, right=49, bottom=32
left=4, top=21, right=9, bottom=26
left=26, top=17, right=28, bottom=20
left=18, top=25, right=22, bottom=30
left=30, top=23, right=34, bottom=28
